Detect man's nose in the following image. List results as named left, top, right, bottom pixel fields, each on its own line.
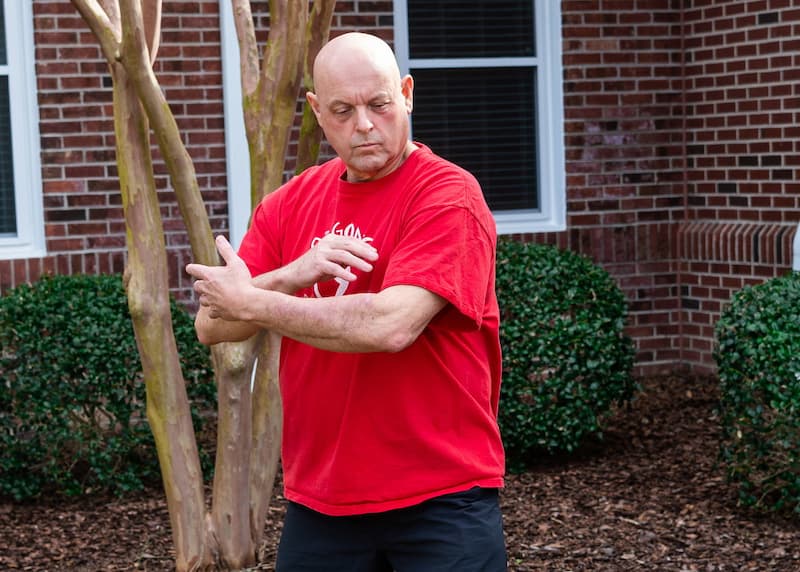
left=354, top=107, right=374, bottom=132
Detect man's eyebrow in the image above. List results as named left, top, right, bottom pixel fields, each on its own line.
left=326, top=91, right=393, bottom=107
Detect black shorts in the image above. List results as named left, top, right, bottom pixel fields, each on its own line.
left=276, top=487, right=507, bottom=571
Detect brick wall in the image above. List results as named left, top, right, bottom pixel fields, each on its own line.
left=559, top=0, right=687, bottom=374
left=0, top=0, right=230, bottom=298
left=557, top=0, right=798, bottom=374
left=680, top=0, right=799, bottom=369
left=0, top=0, right=398, bottom=299
left=2, top=1, right=798, bottom=374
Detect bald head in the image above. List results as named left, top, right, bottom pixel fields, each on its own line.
left=313, top=33, right=402, bottom=95
left=306, top=32, right=416, bottom=182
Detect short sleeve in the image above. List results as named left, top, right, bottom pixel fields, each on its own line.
left=237, top=193, right=282, bottom=277
left=381, top=203, right=496, bottom=328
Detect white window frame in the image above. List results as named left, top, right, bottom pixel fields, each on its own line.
left=0, top=0, right=44, bottom=260
left=393, top=0, right=565, bottom=234
left=219, top=0, right=250, bottom=250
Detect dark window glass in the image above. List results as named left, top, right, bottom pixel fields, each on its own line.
left=411, top=67, right=538, bottom=211
left=408, top=0, right=535, bottom=59
left=0, top=2, right=5, bottom=65
left=0, top=77, right=16, bottom=235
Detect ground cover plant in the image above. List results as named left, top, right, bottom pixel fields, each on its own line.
left=495, top=239, right=637, bottom=467
left=715, top=271, right=800, bottom=515
left=0, top=274, right=217, bottom=500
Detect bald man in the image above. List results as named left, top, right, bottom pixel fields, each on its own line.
left=187, top=32, right=507, bottom=571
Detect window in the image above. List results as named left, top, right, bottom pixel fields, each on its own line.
left=0, top=0, right=44, bottom=259
left=394, top=0, right=565, bottom=233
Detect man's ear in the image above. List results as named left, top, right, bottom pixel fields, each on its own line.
left=306, top=91, right=322, bottom=118
left=401, top=75, right=414, bottom=114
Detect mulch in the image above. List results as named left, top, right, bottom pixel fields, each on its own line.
left=2, top=375, right=799, bottom=571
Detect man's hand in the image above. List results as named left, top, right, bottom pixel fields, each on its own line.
left=278, top=234, right=379, bottom=292
left=186, top=235, right=255, bottom=321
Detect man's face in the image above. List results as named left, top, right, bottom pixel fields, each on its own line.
left=309, top=67, right=413, bottom=183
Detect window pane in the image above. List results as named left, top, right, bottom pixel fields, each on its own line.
left=0, top=2, right=5, bottom=65
left=408, top=0, right=535, bottom=58
left=0, top=77, right=16, bottom=235
left=411, top=67, right=538, bottom=211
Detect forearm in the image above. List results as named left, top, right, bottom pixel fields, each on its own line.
left=252, top=265, right=303, bottom=295
left=187, top=235, right=412, bottom=349
left=194, top=307, right=259, bottom=345
left=239, top=285, right=444, bottom=353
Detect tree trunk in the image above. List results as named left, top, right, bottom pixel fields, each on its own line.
left=72, top=1, right=337, bottom=568
left=117, top=0, right=218, bottom=267
left=111, top=62, right=211, bottom=572
left=295, top=0, right=337, bottom=174
left=209, top=338, right=259, bottom=569
left=242, top=0, right=308, bottom=208
left=248, top=331, right=283, bottom=548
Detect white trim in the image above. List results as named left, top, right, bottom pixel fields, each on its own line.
left=405, top=57, right=538, bottom=69
left=393, top=0, right=565, bottom=235
left=535, top=0, right=566, bottom=232
left=0, top=0, right=45, bottom=260
left=219, top=0, right=251, bottom=250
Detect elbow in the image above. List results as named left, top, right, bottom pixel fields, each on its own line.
left=196, top=329, right=216, bottom=346
left=193, top=310, right=226, bottom=346
left=194, top=311, right=258, bottom=345
left=194, top=316, right=217, bottom=346
left=378, top=326, right=420, bottom=354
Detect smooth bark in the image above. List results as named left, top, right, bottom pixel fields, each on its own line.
left=111, top=62, right=211, bottom=572
left=295, top=0, right=336, bottom=174
left=248, top=331, right=283, bottom=544
left=209, top=337, right=259, bottom=569
left=238, top=0, right=308, bottom=208
left=71, top=0, right=336, bottom=568
left=118, top=0, right=218, bottom=268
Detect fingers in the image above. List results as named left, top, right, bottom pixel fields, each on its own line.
left=324, top=250, right=374, bottom=275
left=185, top=236, right=244, bottom=279
left=315, top=235, right=378, bottom=271
left=185, top=262, right=209, bottom=280
left=215, top=235, right=240, bottom=266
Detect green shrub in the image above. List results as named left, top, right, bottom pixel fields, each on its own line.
left=0, top=274, right=216, bottom=500
left=495, top=239, right=636, bottom=468
left=714, top=272, right=800, bottom=515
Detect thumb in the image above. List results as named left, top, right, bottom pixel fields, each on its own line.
left=215, top=235, right=239, bottom=266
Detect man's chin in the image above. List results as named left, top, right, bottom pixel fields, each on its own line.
left=347, top=159, right=387, bottom=179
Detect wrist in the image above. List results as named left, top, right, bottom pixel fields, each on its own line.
left=252, top=266, right=299, bottom=295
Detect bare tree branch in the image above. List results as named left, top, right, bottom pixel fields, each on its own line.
left=142, top=0, right=162, bottom=64
left=117, top=0, right=218, bottom=267
left=110, top=60, right=211, bottom=572
left=245, top=0, right=308, bottom=204
left=295, top=0, right=337, bottom=173
left=70, top=0, right=121, bottom=62
left=231, top=0, right=260, bottom=97
left=97, top=0, right=120, bottom=30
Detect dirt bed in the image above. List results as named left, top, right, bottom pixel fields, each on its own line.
left=2, top=375, right=799, bottom=571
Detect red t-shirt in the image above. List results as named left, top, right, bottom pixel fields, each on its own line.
left=238, top=145, right=505, bottom=516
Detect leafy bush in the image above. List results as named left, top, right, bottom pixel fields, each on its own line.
left=714, top=272, right=800, bottom=515
left=495, top=239, right=636, bottom=468
left=0, top=274, right=216, bottom=500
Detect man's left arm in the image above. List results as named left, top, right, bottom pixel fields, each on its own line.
left=187, top=236, right=447, bottom=352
